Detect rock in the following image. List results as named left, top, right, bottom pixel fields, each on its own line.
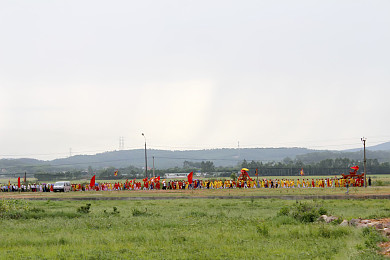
left=349, top=219, right=361, bottom=226
left=357, top=223, right=369, bottom=228
left=325, top=216, right=339, bottom=223
left=362, top=220, right=371, bottom=224
left=317, top=215, right=327, bottom=222
left=383, top=222, right=390, bottom=228
left=376, top=223, right=384, bottom=229
left=382, top=228, right=390, bottom=236
left=340, top=220, right=349, bottom=226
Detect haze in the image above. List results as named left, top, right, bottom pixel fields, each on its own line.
left=1, top=1, right=389, bottom=160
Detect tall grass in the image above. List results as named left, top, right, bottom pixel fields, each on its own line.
left=0, top=198, right=388, bottom=259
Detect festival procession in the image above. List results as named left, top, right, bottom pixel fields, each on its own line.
left=1, top=166, right=370, bottom=193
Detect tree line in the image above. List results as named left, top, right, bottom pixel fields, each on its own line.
left=27, top=157, right=390, bottom=182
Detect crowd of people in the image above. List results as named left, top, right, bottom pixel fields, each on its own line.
left=1, top=183, right=54, bottom=192
left=1, top=176, right=371, bottom=192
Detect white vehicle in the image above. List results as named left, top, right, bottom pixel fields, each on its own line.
left=53, top=181, right=71, bottom=192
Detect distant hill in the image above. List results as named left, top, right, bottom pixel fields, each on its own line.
left=50, top=147, right=315, bottom=169
left=2, top=143, right=390, bottom=174
left=344, top=141, right=390, bottom=152
left=0, top=147, right=314, bottom=173
left=296, top=150, right=390, bottom=164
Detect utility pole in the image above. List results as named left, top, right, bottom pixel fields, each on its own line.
left=153, top=156, right=155, bottom=177
left=142, top=133, right=148, bottom=178
left=238, top=141, right=240, bottom=158
left=361, top=137, right=367, bottom=187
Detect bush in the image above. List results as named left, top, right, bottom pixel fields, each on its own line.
left=0, top=199, right=29, bottom=219
left=277, top=206, right=290, bottom=216
left=132, top=208, right=150, bottom=217
left=375, top=180, right=385, bottom=186
left=362, top=227, right=387, bottom=250
left=256, top=223, right=269, bottom=237
left=282, top=202, right=328, bottom=223
left=77, top=204, right=91, bottom=214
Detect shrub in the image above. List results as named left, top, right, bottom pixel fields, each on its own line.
left=362, top=227, right=386, bottom=250
left=132, top=208, right=151, bottom=217
left=77, top=204, right=91, bottom=214
left=375, top=180, right=385, bottom=186
left=277, top=206, right=290, bottom=216
left=282, top=202, right=329, bottom=223
left=188, top=211, right=208, bottom=218
left=0, top=199, right=30, bottom=219
left=256, top=223, right=269, bottom=237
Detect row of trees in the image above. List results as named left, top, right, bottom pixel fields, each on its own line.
left=32, top=157, right=390, bottom=181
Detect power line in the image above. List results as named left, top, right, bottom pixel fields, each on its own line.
left=1, top=136, right=389, bottom=159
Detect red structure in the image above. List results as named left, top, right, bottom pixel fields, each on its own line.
left=238, top=168, right=253, bottom=182
left=341, top=165, right=365, bottom=186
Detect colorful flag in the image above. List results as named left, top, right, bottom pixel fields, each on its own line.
left=187, top=171, right=193, bottom=184
left=114, top=170, right=118, bottom=176
left=90, top=175, right=96, bottom=188
left=300, top=168, right=304, bottom=176
left=18, top=177, right=20, bottom=188
left=255, top=168, right=258, bottom=176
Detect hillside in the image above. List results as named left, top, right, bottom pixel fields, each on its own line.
left=1, top=143, right=390, bottom=174
left=50, top=147, right=314, bottom=169
left=344, top=141, right=390, bottom=152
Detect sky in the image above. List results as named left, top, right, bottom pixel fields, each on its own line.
left=1, top=0, right=390, bottom=160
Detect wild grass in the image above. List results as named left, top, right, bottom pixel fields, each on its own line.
left=0, top=198, right=388, bottom=259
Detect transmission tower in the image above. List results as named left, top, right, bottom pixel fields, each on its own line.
left=119, top=136, right=124, bottom=150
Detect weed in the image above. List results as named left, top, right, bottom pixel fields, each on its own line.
left=362, top=227, right=387, bottom=250
left=277, top=206, right=290, bottom=216
left=132, top=208, right=151, bottom=217
left=188, top=211, right=208, bottom=218
left=375, top=180, right=385, bottom=186
left=256, top=223, right=269, bottom=237
left=282, top=202, right=328, bottom=223
left=77, top=203, right=91, bottom=214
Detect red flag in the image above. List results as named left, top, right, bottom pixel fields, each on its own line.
left=18, top=177, right=21, bottom=188
left=255, top=168, right=258, bottom=176
left=157, top=176, right=160, bottom=181
left=114, top=170, right=118, bottom=176
left=90, top=175, right=96, bottom=188
left=300, top=168, right=304, bottom=176
left=350, top=166, right=359, bottom=171
left=187, top=171, right=193, bottom=184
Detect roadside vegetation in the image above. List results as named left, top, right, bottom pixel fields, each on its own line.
left=1, top=198, right=389, bottom=259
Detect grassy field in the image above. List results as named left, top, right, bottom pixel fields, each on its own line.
left=2, top=185, right=390, bottom=200
left=2, top=174, right=390, bottom=259
left=1, top=197, right=389, bottom=259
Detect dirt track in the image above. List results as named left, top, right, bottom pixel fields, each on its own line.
left=3, top=193, right=390, bottom=201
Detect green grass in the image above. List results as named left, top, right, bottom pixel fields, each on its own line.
left=0, top=198, right=389, bottom=259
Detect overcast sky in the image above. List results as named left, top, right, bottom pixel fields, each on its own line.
left=1, top=1, right=390, bottom=160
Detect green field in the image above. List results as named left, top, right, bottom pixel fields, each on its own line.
left=0, top=197, right=389, bottom=259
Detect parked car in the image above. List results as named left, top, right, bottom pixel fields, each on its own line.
left=53, top=181, right=71, bottom=192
